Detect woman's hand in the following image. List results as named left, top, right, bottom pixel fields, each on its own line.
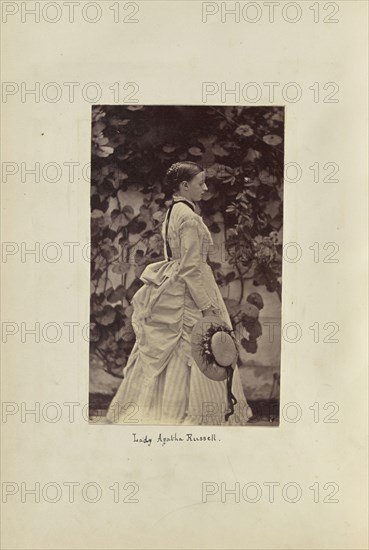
left=202, top=307, right=221, bottom=317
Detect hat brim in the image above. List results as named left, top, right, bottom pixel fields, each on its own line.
left=190, top=315, right=238, bottom=381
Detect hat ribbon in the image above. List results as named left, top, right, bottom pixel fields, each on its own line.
left=212, top=355, right=238, bottom=422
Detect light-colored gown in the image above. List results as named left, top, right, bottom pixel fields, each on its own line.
left=106, top=195, right=253, bottom=425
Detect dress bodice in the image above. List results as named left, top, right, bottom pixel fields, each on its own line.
left=161, top=199, right=214, bottom=264
left=138, top=198, right=219, bottom=314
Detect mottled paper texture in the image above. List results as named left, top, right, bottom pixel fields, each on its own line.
left=1, top=1, right=368, bottom=549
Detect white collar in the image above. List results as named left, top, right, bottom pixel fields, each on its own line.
left=172, top=194, right=197, bottom=210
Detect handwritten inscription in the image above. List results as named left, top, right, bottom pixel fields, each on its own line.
left=132, top=433, right=218, bottom=447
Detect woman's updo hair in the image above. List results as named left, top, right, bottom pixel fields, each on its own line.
left=164, top=161, right=204, bottom=195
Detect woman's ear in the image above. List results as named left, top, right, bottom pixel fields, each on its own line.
left=178, top=180, right=188, bottom=193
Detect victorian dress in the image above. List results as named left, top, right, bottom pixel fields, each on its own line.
left=106, top=195, right=253, bottom=425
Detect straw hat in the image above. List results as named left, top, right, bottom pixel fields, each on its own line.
left=190, top=315, right=238, bottom=381
left=191, top=315, right=239, bottom=421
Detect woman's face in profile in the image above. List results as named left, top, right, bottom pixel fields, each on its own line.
left=182, top=171, right=208, bottom=202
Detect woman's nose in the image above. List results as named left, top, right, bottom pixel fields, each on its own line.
left=203, top=183, right=208, bottom=191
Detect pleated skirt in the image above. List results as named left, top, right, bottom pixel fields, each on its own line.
left=106, top=269, right=253, bottom=426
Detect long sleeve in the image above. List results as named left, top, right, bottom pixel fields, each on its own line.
left=177, top=218, right=212, bottom=311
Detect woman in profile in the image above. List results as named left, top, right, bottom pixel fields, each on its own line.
left=106, top=161, right=253, bottom=425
